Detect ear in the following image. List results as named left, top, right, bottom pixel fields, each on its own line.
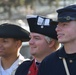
left=15, top=40, right=22, bottom=48
left=49, top=39, right=55, bottom=48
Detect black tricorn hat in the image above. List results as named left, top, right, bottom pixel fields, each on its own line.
left=26, top=15, right=58, bottom=40
left=0, top=23, right=30, bottom=42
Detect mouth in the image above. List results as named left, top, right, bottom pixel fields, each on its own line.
left=57, top=34, right=64, bottom=38
left=30, top=47, right=36, bottom=50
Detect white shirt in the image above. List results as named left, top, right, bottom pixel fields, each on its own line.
left=0, top=54, right=29, bottom=75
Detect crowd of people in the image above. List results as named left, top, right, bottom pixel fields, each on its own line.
left=0, top=4, right=76, bottom=75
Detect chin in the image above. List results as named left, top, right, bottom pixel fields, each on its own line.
left=58, top=39, right=64, bottom=43
left=31, top=52, right=36, bottom=55
left=31, top=54, right=36, bottom=57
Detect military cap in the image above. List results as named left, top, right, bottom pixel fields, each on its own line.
left=26, top=15, right=58, bottom=40
left=0, top=23, right=30, bottom=42
left=57, top=5, right=76, bottom=22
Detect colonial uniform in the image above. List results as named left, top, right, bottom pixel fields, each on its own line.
left=15, top=15, right=58, bottom=75
left=15, top=59, right=40, bottom=75
left=38, top=5, right=76, bottom=75
left=0, top=23, right=30, bottom=75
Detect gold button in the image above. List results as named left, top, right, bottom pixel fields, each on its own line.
left=69, top=60, right=73, bottom=63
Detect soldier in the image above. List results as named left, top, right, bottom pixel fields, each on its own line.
left=38, top=5, right=76, bottom=75
left=0, top=23, right=30, bottom=75
left=15, top=15, right=60, bottom=75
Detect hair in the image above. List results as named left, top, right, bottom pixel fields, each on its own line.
left=44, top=36, right=53, bottom=43
left=44, top=35, right=61, bottom=50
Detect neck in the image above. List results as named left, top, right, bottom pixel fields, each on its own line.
left=64, top=41, right=76, bottom=54
left=1, top=55, right=19, bottom=70
left=33, top=57, right=41, bottom=63
left=33, top=53, right=50, bottom=63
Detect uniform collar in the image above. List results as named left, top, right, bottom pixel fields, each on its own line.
left=58, top=46, right=76, bottom=60
left=58, top=46, right=67, bottom=58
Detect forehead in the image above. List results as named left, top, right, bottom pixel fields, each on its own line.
left=0, top=38, right=15, bottom=40
left=58, top=21, right=69, bottom=24
left=59, top=20, right=76, bottom=24
left=30, top=32, right=45, bottom=37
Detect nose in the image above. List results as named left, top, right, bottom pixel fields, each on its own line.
left=55, top=24, right=61, bottom=32
left=29, top=38, right=34, bottom=45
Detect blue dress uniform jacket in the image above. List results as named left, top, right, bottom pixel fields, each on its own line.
left=38, top=46, right=76, bottom=75
left=15, top=60, right=33, bottom=75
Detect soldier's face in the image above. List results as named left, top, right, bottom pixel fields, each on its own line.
left=29, top=32, right=50, bottom=58
left=0, top=38, right=21, bottom=57
left=56, top=21, right=76, bottom=43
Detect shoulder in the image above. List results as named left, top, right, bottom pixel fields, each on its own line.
left=42, top=46, right=63, bottom=63
left=38, top=46, right=64, bottom=75
left=15, top=60, right=33, bottom=75
left=18, top=60, right=33, bottom=69
left=43, top=50, right=58, bottom=62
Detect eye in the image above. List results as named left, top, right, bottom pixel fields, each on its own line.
left=62, top=22, right=69, bottom=26
left=63, top=24, right=67, bottom=26
left=35, top=37, right=40, bottom=40
left=3, top=39, right=8, bottom=43
left=3, top=40, right=8, bottom=42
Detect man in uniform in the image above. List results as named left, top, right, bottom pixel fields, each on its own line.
left=38, top=5, right=76, bottom=75
left=15, top=15, right=60, bottom=75
left=0, top=23, right=30, bottom=75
